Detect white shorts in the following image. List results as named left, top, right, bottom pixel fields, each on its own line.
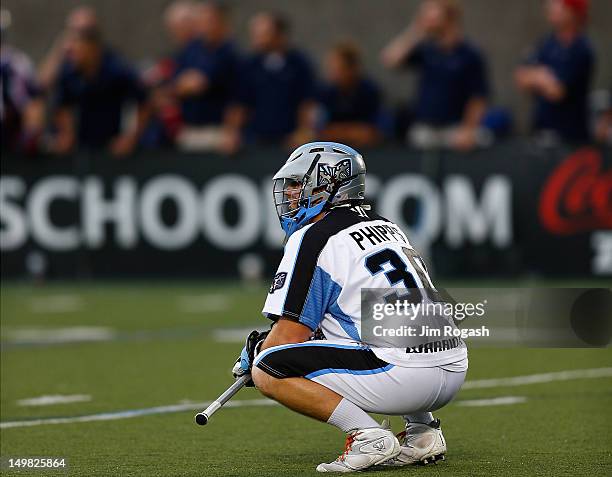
left=254, top=341, right=467, bottom=415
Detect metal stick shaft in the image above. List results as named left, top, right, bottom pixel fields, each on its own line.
left=195, top=374, right=250, bottom=425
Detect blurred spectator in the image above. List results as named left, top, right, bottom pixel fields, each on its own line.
left=143, top=1, right=196, bottom=88
left=224, top=12, right=316, bottom=152
left=172, top=1, right=240, bottom=151
left=139, top=1, right=197, bottom=148
left=139, top=84, right=182, bottom=149
left=515, top=0, right=594, bottom=144
left=164, top=1, right=196, bottom=50
left=317, top=42, right=383, bottom=146
left=50, top=26, right=150, bottom=156
left=1, top=8, right=44, bottom=153
left=38, top=6, right=99, bottom=93
left=381, top=0, right=490, bottom=151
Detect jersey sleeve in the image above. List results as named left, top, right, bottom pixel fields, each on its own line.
left=262, top=225, right=337, bottom=331
left=262, top=230, right=305, bottom=320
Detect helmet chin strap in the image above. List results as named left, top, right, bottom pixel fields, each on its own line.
left=280, top=197, right=327, bottom=238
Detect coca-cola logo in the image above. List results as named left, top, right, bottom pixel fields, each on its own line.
left=539, top=148, right=612, bottom=235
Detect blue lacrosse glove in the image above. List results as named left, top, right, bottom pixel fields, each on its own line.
left=232, top=329, right=270, bottom=387
left=238, top=345, right=251, bottom=374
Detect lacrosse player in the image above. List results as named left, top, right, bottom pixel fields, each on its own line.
left=233, top=142, right=468, bottom=472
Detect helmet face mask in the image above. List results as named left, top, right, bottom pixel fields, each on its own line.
left=273, top=178, right=329, bottom=237
left=272, top=142, right=366, bottom=238
left=273, top=178, right=302, bottom=220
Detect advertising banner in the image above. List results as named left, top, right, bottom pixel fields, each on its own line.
left=1, top=143, right=610, bottom=278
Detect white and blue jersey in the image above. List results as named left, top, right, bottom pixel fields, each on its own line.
left=262, top=205, right=467, bottom=369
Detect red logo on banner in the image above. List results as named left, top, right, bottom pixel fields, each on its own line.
left=539, top=148, right=612, bottom=234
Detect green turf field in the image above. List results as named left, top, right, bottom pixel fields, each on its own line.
left=1, top=283, right=611, bottom=476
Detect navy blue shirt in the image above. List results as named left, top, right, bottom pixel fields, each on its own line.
left=404, top=39, right=489, bottom=126
left=529, top=33, right=594, bottom=142
left=236, top=49, right=315, bottom=141
left=318, top=78, right=381, bottom=124
left=174, top=39, right=239, bottom=126
left=54, top=49, right=146, bottom=148
left=1, top=46, right=41, bottom=150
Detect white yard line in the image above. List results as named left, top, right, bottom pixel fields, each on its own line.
left=4, top=327, right=116, bottom=345
left=456, top=396, right=527, bottom=407
left=461, top=367, right=612, bottom=389
left=17, top=394, right=92, bottom=407
left=0, top=399, right=276, bottom=429
left=212, top=327, right=269, bottom=342
left=177, top=295, right=230, bottom=313
left=1, top=367, right=610, bottom=429
left=28, top=295, right=85, bottom=314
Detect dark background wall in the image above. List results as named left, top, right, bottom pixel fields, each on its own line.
left=3, top=144, right=610, bottom=279
left=3, top=0, right=612, bottom=131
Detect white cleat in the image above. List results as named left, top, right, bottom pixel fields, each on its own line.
left=382, top=419, right=447, bottom=466
left=316, top=427, right=400, bottom=472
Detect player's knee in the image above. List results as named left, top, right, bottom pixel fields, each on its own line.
left=252, top=366, right=277, bottom=397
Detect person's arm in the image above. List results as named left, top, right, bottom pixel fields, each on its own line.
left=38, top=33, right=69, bottom=92
left=381, top=22, right=424, bottom=69
left=514, top=36, right=568, bottom=101
left=110, top=101, right=152, bottom=157
left=233, top=227, right=328, bottom=378
left=20, top=98, right=45, bottom=153
left=531, top=42, right=594, bottom=103
left=231, top=317, right=312, bottom=384
left=218, top=57, right=252, bottom=154
left=515, top=66, right=565, bottom=102
left=462, top=97, right=487, bottom=128
left=261, top=226, right=332, bottom=345
left=218, top=103, right=248, bottom=154
left=514, top=65, right=536, bottom=92
left=174, top=68, right=210, bottom=97
left=109, top=67, right=153, bottom=157
left=50, top=107, right=76, bottom=155
left=534, top=67, right=565, bottom=101
left=451, top=97, right=487, bottom=151
left=260, top=318, right=313, bottom=352
left=515, top=44, right=594, bottom=103
left=517, top=42, right=594, bottom=104
left=451, top=49, right=489, bottom=151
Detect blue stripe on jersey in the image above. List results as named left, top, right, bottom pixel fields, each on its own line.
left=305, top=363, right=394, bottom=380
left=300, top=266, right=360, bottom=340
left=253, top=341, right=367, bottom=366
left=327, top=293, right=361, bottom=342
